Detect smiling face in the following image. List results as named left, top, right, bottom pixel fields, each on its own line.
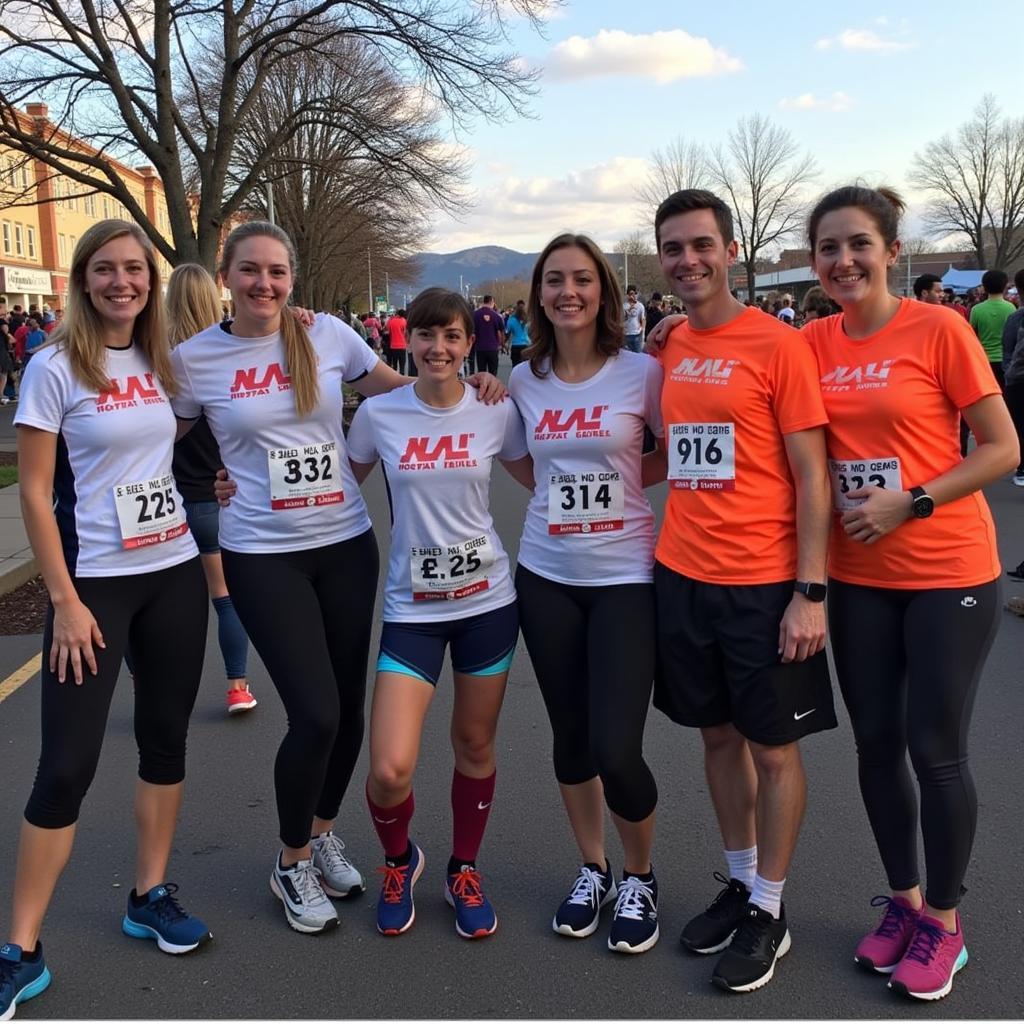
left=409, top=317, right=472, bottom=381
left=223, top=235, right=293, bottom=335
left=539, top=246, right=602, bottom=337
left=811, top=206, right=900, bottom=309
left=657, top=208, right=737, bottom=311
left=84, top=235, right=152, bottom=338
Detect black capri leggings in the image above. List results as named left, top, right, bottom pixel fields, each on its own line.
left=828, top=577, right=1000, bottom=910
left=26, top=557, right=208, bottom=829
left=515, top=565, right=658, bottom=822
left=222, top=529, right=379, bottom=849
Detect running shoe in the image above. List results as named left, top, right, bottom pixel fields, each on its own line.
left=1014, top=474, right=1024, bottom=488
left=552, top=862, right=617, bottom=938
left=311, top=831, right=364, bottom=898
left=680, top=871, right=751, bottom=954
left=269, top=856, right=339, bottom=934
left=1006, top=560, right=1024, bottom=581
left=121, top=883, right=212, bottom=954
left=854, top=895, right=921, bottom=973
left=711, top=902, right=791, bottom=993
left=608, top=873, right=659, bottom=954
left=888, top=913, right=967, bottom=1001
left=226, top=685, right=257, bottom=715
left=0, top=943, right=50, bottom=1021
left=445, top=865, right=497, bottom=939
left=1006, top=596, right=1024, bottom=616
left=376, top=843, right=424, bottom=936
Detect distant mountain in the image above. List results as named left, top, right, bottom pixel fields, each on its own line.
left=411, top=246, right=538, bottom=293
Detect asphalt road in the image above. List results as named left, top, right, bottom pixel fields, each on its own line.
left=0, top=393, right=1022, bottom=1019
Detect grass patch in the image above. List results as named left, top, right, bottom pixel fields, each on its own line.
left=0, top=465, right=18, bottom=488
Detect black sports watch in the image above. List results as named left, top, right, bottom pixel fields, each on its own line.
left=794, top=581, right=827, bottom=602
left=910, top=486, right=934, bottom=519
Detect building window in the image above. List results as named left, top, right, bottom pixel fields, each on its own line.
left=19, top=163, right=30, bottom=188
left=2, top=222, right=11, bottom=255
left=70, top=235, right=77, bottom=256
left=14, top=224, right=24, bottom=257
left=103, top=196, right=112, bottom=218
left=58, top=233, right=67, bottom=266
left=27, top=226, right=36, bottom=259
left=84, top=194, right=96, bottom=217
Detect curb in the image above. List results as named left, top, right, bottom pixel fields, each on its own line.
left=0, top=556, right=37, bottom=598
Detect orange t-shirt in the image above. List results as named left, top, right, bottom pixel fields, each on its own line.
left=803, top=299, right=1001, bottom=588
left=656, top=306, right=828, bottom=584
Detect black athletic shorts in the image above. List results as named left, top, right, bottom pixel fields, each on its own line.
left=653, top=561, right=837, bottom=745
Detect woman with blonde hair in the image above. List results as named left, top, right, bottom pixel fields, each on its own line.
left=2, top=221, right=211, bottom=1021
left=174, top=221, right=503, bottom=935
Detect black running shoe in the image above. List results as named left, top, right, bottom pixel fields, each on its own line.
left=552, top=862, right=616, bottom=938
left=680, top=872, right=751, bottom=954
left=711, top=902, right=791, bottom=993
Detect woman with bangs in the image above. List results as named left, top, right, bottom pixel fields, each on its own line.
left=2, top=220, right=211, bottom=1022
left=510, top=233, right=666, bottom=954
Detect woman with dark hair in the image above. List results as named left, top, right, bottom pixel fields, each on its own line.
left=803, top=185, right=1017, bottom=1001
left=510, top=233, right=666, bottom=954
left=2, top=221, right=211, bottom=1021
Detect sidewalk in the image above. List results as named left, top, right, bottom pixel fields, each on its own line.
left=0, top=483, right=35, bottom=597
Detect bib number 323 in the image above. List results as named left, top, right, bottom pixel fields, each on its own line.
left=547, top=471, right=624, bottom=534
left=113, top=474, right=188, bottom=549
left=668, top=423, right=735, bottom=491
left=410, top=535, right=495, bottom=601
left=828, top=457, right=902, bottom=510
left=267, top=441, right=344, bottom=510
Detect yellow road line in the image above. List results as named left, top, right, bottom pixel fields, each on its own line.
left=0, top=653, right=42, bottom=705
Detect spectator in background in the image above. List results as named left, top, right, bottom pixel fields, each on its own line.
left=943, top=289, right=969, bottom=319
left=0, top=321, right=15, bottom=403
left=645, top=291, right=664, bottom=338
left=386, top=308, right=408, bottom=374
left=22, top=317, right=47, bottom=368
left=623, top=285, right=646, bottom=352
left=913, top=274, right=945, bottom=305
left=776, top=294, right=796, bottom=324
left=969, top=269, right=1014, bottom=390
left=505, top=299, right=530, bottom=367
left=1001, top=268, right=1024, bottom=487
left=800, top=286, right=837, bottom=324
left=472, top=294, right=504, bottom=375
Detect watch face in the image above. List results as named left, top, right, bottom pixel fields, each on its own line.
left=913, top=495, right=934, bottom=518
left=798, top=582, right=827, bottom=601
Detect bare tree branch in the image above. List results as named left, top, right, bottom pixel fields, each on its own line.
left=635, top=137, right=709, bottom=219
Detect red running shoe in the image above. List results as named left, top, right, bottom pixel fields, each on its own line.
left=226, top=685, right=258, bottom=715
left=854, top=895, right=920, bottom=973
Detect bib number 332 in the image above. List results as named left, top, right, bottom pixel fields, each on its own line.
left=113, top=474, right=188, bottom=549
left=267, top=441, right=344, bottom=510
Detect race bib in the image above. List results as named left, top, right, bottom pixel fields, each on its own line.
left=410, top=535, right=495, bottom=601
left=668, top=423, right=735, bottom=491
left=267, top=441, right=344, bottom=510
left=547, top=471, right=624, bottom=534
left=113, top=474, right=188, bottom=550
left=828, top=457, right=902, bottom=511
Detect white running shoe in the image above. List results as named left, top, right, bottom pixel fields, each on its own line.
left=311, top=831, right=364, bottom=898
left=269, top=855, right=339, bottom=934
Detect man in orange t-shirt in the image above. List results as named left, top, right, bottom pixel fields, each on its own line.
left=650, top=189, right=834, bottom=994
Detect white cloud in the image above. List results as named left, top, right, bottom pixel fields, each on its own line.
left=547, top=29, right=743, bottom=84
left=814, top=28, right=915, bottom=53
left=779, top=91, right=854, bottom=112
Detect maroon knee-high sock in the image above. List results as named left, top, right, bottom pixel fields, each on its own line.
left=366, top=786, right=414, bottom=860
left=451, top=768, right=496, bottom=864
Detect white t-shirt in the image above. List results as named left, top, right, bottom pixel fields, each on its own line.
left=509, top=349, right=664, bottom=586
left=15, top=343, right=198, bottom=577
left=170, top=314, right=378, bottom=554
left=623, top=301, right=645, bottom=335
left=347, top=383, right=527, bottom=622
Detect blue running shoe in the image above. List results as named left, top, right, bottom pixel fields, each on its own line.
left=122, top=883, right=212, bottom=954
left=445, top=865, right=497, bottom=939
left=608, top=873, right=660, bottom=954
left=0, top=942, right=51, bottom=1021
left=376, top=844, right=424, bottom=936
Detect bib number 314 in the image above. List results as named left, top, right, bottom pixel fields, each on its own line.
left=547, top=471, right=624, bottom=534
left=668, top=423, right=735, bottom=491
left=267, top=441, right=344, bottom=510
left=113, top=474, right=189, bottom=549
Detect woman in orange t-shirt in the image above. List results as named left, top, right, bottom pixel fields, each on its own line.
left=803, top=185, right=1018, bottom=1002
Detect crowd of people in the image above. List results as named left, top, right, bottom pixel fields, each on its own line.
left=0, top=181, right=1018, bottom=1018
left=0, top=303, right=62, bottom=405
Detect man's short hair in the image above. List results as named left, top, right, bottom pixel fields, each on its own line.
left=982, top=269, right=1008, bottom=295
left=1014, top=269, right=1024, bottom=295
left=913, top=273, right=943, bottom=298
left=655, top=189, right=734, bottom=248
left=650, top=291, right=662, bottom=301
left=482, top=294, right=493, bottom=304
left=626, top=284, right=637, bottom=294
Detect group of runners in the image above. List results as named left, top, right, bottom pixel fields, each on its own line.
left=0, top=182, right=1015, bottom=1019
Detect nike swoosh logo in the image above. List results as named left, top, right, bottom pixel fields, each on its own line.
left=374, top=816, right=398, bottom=824
left=793, top=709, right=815, bottom=721
left=477, top=801, right=491, bottom=810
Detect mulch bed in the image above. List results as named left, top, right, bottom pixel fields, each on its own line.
left=0, top=575, right=49, bottom=635
left=0, top=451, right=16, bottom=467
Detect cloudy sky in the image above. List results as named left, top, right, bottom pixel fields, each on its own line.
left=426, top=0, right=1016, bottom=254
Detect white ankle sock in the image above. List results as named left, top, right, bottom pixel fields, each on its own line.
left=750, top=873, right=785, bottom=919
left=724, top=846, right=757, bottom=890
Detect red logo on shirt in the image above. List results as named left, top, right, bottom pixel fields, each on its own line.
left=229, top=363, right=292, bottom=398
left=96, top=373, right=164, bottom=411
left=398, top=433, right=477, bottom=470
left=534, top=406, right=610, bottom=441
left=820, top=360, right=894, bottom=392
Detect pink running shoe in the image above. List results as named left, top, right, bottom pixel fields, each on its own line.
left=889, top=912, right=968, bottom=1001
left=226, top=685, right=258, bottom=715
left=854, top=895, right=920, bottom=973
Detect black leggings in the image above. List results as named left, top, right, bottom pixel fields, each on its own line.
left=1004, top=380, right=1024, bottom=474
left=828, top=578, right=1000, bottom=909
left=515, top=566, right=657, bottom=822
left=476, top=350, right=499, bottom=375
left=386, top=350, right=406, bottom=374
left=26, top=557, right=208, bottom=829
left=222, top=530, right=379, bottom=848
